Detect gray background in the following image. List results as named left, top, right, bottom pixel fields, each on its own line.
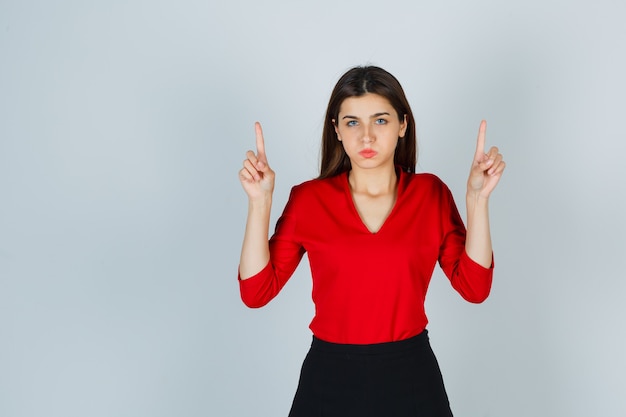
left=1, top=0, right=625, bottom=416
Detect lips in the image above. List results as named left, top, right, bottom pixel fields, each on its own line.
left=359, top=149, right=378, bottom=158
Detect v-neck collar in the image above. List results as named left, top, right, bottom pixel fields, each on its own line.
left=342, top=167, right=406, bottom=235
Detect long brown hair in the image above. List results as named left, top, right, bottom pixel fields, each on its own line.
left=318, top=66, right=417, bottom=179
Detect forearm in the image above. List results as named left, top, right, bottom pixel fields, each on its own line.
left=465, top=192, right=493, bottom=268
left=239, top=196, right=272, bottom=279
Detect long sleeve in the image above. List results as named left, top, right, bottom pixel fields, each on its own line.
left=239, top=187, right=306, bottom=308
left=437, top=183, right=493, bottom=303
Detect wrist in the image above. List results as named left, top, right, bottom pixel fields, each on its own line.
left=466, top=189, right=489, bottom=202
left=248, top=194, right=273, bottom=210
left=466, top=191, right=489, bottom=217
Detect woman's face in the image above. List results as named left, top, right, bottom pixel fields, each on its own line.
left=333, top=93, right=407, bottom=173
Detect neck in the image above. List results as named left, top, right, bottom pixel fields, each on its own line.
left=348, top=164, right=398, bottom=196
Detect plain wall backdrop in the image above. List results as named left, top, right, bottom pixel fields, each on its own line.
left=1, top=0, right=625, bottom=416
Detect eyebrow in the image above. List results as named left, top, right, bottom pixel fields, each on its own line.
left=341, top=112, right=391, bottom=120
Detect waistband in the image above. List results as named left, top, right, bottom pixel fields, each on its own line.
left=310, top=329, right=429, bottom=355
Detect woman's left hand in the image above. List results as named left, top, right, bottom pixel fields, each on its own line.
left=467, top=120, right=506, bottom=198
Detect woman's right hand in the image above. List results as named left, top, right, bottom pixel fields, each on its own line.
left=239, top=122, right=275, bottom=201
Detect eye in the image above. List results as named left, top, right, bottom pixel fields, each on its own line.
left=375, top=118, right=388, bottom=125
left=346, top=120, right=358, bottom=127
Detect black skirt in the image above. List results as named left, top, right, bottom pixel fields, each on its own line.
left=288, top=330, right=454, bottom=417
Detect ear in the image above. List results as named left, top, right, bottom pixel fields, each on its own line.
left=399, top=114, right=408, bottom=138
left=332, top=119, right=341, bottom=141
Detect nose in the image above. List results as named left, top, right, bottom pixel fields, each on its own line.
left=362, top=125, right=374, bottom=144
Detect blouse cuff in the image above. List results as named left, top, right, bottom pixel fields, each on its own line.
left=461, top=250, right=494, bottom=272
left=238, top=261, right=274, bottom=308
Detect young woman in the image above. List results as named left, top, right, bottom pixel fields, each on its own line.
left=237, top=66, right=505, bottom=417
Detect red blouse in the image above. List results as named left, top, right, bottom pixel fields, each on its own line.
left=239, top=169, right=493, bottom=344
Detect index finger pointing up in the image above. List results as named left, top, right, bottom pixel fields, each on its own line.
left=474, top=120, right=487, bottom=158
left=255, top=122, right=267, bottom=163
